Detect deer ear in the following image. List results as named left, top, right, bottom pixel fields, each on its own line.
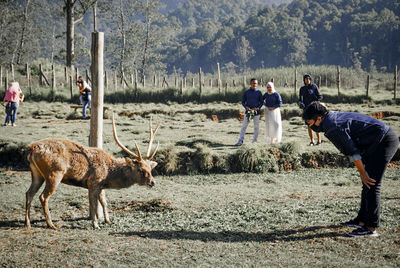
left=149, top=161, right=158, bottom=169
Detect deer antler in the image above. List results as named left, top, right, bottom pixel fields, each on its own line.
left=146, top=116, right=160, bottom=160
left=112, top=113, right=142, bottom=161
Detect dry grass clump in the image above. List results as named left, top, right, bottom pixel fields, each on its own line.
left=152, top=145, right=180, bottom=175
left=228, top=144, right=278, bottom=173
left=301, top=151, right=352, bottom=168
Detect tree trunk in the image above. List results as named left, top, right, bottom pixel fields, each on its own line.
left=118, top=0, right=126, bottom=79
left=17, top=0, right=31, bottom=64
left=66, top=0, right=75, bottom=67
left=141, top=0, right=151, bottom=81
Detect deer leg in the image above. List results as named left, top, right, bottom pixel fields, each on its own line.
left=25, top=167, right=44, bottom=228
left=88, top=187, right=101, bottom=229
left=39, top=172, right=63, bottom=229
left=99, top=190, right=111, bottom=224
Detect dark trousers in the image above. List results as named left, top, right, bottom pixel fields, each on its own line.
left=356, top=128, right=399, bottom=227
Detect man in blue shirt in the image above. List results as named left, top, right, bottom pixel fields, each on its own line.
left=303, top=101, right=399, bottom=237
left=235, top=78, right=263, bottom=146
left=298, top=74, right=323, bottom=146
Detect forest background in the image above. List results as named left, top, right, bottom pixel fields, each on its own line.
left=1, top=0, right=399, bottom=79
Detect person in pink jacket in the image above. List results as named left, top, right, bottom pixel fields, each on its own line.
left=3, top=82, right=24, bottom=126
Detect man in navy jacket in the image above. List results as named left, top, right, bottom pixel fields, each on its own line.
left=235, top=78, right=263, bottom=146
left=299, top=74, right=323, bottom=146
left=303, top=101, right=399, bottom=237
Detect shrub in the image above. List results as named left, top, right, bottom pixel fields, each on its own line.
left=229, top=144, right=278, bottom=173
left=152, top=145, right=180, bottom=175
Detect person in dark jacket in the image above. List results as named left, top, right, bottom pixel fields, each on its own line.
left=303, top=101, right=399, bottom=237
left=235, top=78, right=263, bottom=146
left=298, top=74, right=323, bottom=146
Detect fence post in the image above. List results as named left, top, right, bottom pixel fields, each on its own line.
left=394, top=65, right=398, bottom=100
left=39, top=64, right=43, bottom=86
left=10, top=63, right=14, bottom=81
left=69, top=74, right=73, bottom=101
left=134, top=70, right=138, bottom=91
left=5, top=70, right=8, bottom=90
left=142, top=74, right=146, bottom=88
left=337, top=65, right=341, bottom=96
left=294, top=67, right=297, bottom=95
left=75, top=67, right=78, bottom=83
left=366, top=74, right=370, bottom=97
left=0, top=66, right=2, bottom=91
left=105, top=71, right=108, bottom=91
left=26, top=63, right=31, bottom=95
left=192, top=77, right=195, bottom=88
left=199, top=67, right=202, bottom=100
left=64, top=67, right=67, bottom=82
left=51, top=64, right=56, bottom=100
left=113, top=71, right=117, bottom=91
left=217, top=62, right=221, bottom=94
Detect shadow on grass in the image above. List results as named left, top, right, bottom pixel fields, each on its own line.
left=111, top=224, right=346, bottom=242
left=0, top=217, right=90, bottom=229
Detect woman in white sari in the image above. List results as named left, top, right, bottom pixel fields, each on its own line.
left=263, top=82, right=282, bottom=144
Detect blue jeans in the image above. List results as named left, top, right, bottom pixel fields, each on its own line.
left=82, top=98, right=91, bottom=119
left=4, top=102, right=18, bottom=124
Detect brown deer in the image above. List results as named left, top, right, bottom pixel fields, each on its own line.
left=25, top=114, right=159, bottom=229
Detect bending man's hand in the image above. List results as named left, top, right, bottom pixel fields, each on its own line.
left=354, top=159, right=375, bottom=189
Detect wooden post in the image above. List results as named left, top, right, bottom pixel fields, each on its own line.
left=114, top=71, right=117, bottom=91
left=294, top=67, right=297, bottom=95
left=105, top=71, right=108, bottom=91
left=142, top=74, right=145, bottom=87
left=89, top=31, right=104, bottom=149
left=0, top=66, right=2, bottom=91
left=233, top=79, right=236, bottom=87
left=75, top=67, right=79, bottom=83
left=10, top=63, right=14, bottom=81
left=5, top=70, right=8, bottom=90
left=134, top=70, right=138, bottom=90
left=26, top=63, right=31, bottom=95
left=217, top=62, right=221, bottom=93
left=69, top=75, right=73, bottom=101
left=39, top=64, right=44, bottom=86
left=225, top=82, right=228, bottom=96
left=394, top=65, right=398, bottom=100
left=318, top=75, right=321, bottom=88
left=192, top=77, right=195, bottom=88
left=175, top=76, right=178, bottom=88
left=337, top=65, right=341, bottom=96
left=180, top=79, right=183, bottom=96
left=153, top=74, right=156, bottom=87
left=64, top=67, right=67, bottom=82
left=51, top=64, right=56, bottom=99
left=366, top=74, right=370, bottom=97
left=209, top=79, right=212, bottom=87
left=199, top=67, right=202, bottom=100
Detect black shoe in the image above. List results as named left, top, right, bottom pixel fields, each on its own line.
left=347, top=226, right=378, bottom=237
left=343, top=218, right=361, bottom=228
left=308, top=141, right=315, bottom=146
left=316, top=140, right=322, bottom=145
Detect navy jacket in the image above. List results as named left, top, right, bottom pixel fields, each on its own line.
left=299, top=84, right=322, bottom=108
left=317, top=112, right=390, bottom=161
left=242, top=88, right=263, bottom=115
left=263, top=92, right=282, bottom=108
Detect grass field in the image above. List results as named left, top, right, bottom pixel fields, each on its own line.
left=0, top=83, right=399, bottom=266
left=0, top=168, right=399, bottom=267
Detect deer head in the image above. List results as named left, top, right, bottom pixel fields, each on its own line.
left=112, top=114, right=159, bottom=187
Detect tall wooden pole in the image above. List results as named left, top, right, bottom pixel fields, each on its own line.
left=51, top=64, right=56, bottom=100
left=366, top=75, right=370, bottom=97
left=89, top=31, right=104, bottom=149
